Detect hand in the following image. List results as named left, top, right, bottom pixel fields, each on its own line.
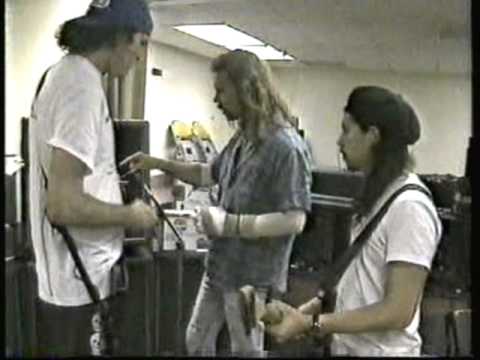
left=119, top=152, right=159, bottom=172
left=264, top=300, right=312, bottom=344
left=261, top=300, right=285, bottom=325
left=298, top=297, right=322, bottom=315
left=198, top=206, right=227, bottom=238
left=127, top=199, right=159, bottom=230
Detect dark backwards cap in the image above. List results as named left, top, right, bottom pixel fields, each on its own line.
left=76, top=0, right=153, bottom=34
left=344, top=86, right=420, bottom=146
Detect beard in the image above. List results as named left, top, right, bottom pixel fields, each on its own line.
left=219, top=105, right=237, bottom=122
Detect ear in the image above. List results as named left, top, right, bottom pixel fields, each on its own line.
left=367, top=126, right=381, bottom=145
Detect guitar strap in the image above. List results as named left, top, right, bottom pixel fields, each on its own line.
left=320, top=183, right=432, bottom=311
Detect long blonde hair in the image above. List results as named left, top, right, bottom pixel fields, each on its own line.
left=211, top=49, right=294, bottom=142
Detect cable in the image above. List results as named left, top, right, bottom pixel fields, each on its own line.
left=128, top=172, right=185, bottom=250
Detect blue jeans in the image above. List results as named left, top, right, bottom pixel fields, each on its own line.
left=185, top=273, right=266, bottom=356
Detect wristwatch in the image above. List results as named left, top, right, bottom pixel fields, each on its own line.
left=311, top=312, right=324, bottom=334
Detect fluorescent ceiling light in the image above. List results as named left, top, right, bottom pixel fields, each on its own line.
left=173, top=24, right=294, bottom=61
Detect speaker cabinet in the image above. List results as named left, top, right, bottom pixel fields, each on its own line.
left=113, top=120, right=150, bottom=170
left=311, top=169, right=365, bottom=199
left=154, top=253, right=204, bottom=355
left=113, top=120, right=150, bottom=202
left=113, top=120, right=150, bottom=240
left=291, top=169, right=364, bottom=270
left=116, top=244, right=156, bottom=356
left=5, top=260, right=38, bottom=357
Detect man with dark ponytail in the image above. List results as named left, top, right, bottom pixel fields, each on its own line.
left=262, top=86, right=442, bottom=356
left=29, top=0, right=158, bottom=356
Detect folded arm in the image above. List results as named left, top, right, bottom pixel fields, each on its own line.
left=200, top=207, right=306, bottom=239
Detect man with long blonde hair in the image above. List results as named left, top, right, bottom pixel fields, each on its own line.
left=124, top=49, right=312, bottom=355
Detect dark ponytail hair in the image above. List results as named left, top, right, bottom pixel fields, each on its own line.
left=345, top=86, right=420, bottom=215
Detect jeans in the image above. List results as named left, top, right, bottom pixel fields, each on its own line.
left=185, top=273, right=267, bottom=356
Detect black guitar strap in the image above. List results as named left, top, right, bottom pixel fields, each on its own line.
left=321, top=183, right=432, bottom=297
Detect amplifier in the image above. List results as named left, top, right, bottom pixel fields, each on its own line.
left=311, top=168, right=365, bottom=200
left=113, top=119, right=150, bottom=202
left=113, top=120, right=150, bottom=240
left=291, top=169, right=365, bottom=271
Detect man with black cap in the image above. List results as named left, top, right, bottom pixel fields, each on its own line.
left=261, top=86, right=442, bottom=356
left=28, top=0, right=158, bottom=356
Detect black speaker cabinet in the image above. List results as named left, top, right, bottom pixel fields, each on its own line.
left=5, top=260, right=38, bottom=357
left=311, top=169, right=365, bottom=199
left=113, top=120, right=150, bottom=239
left=116, top=244, right=156, bottom=356
left=291, top=169, right=365, bottom=271
left=155, top=253, right=204, bottom=355
left=113, top=120, right=150, bottom=170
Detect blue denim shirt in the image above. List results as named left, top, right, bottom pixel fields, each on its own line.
left=207, top=126, right=312, bottom=293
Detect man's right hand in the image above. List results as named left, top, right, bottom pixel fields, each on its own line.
left=120, top=152, right=159, bottom=171
left=127, top=199, right=159, bottom=230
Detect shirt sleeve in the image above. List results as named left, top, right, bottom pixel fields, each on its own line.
left=385, top=198, right=441, bottom=270
left=47, top=84, right=102, bottom=171
left=270, top=147, right=312, bottom=213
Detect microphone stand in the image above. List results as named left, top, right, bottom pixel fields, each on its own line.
left=128, top=173, right=185, bottom=356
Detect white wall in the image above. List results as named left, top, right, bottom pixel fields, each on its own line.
left=274, top=65, right=471, bottom=176
left=5, top=0, right=92, bottom=155
left=145, top=43, right=470, bottom=176
left=145, top=42, right=235, bottom=160
left=6, top=0, right=470, bottom=176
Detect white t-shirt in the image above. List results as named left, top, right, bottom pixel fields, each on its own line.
left=331, top=173, right=442, bottom=357
left=29, top=55, right=124, bottom=306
